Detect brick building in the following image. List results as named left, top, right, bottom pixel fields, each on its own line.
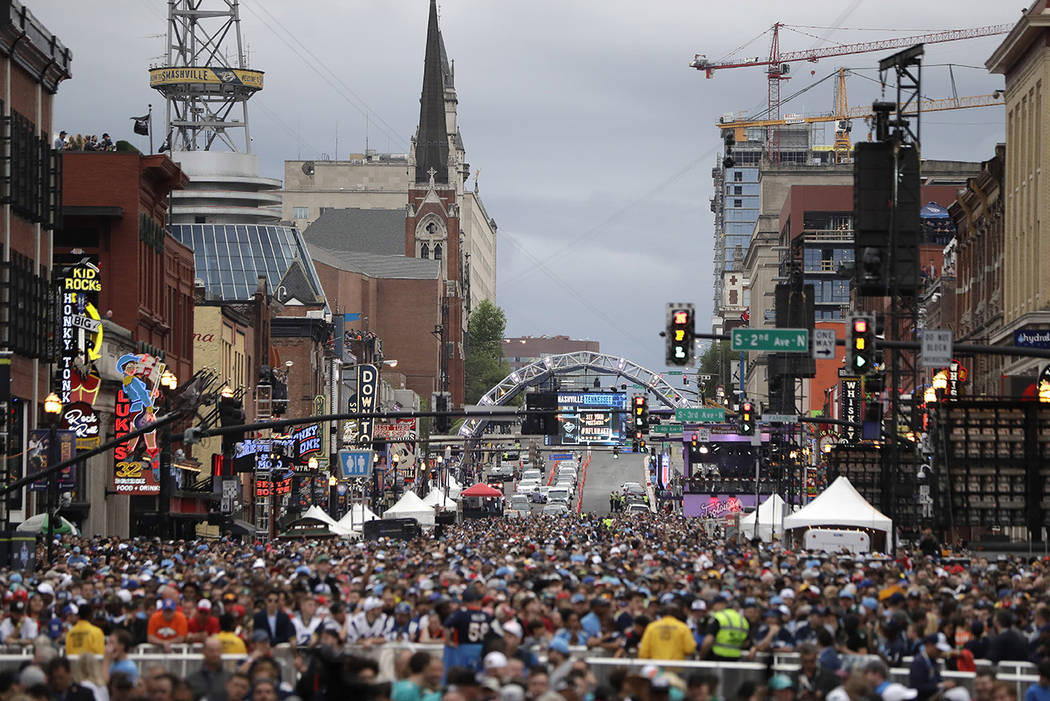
left=58, top=151, right=195, bottom=536
left=311, top=246, right=441, bottom=400
left=0, top=1, right=71, bottom=527
left=501, top=336, right=601, bottom=372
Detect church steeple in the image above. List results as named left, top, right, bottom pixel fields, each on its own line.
left=415, top=0, right=450, bottom=185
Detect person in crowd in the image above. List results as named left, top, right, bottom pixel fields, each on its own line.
left=639, top=604, right=696, bottom=660
left=67, top=603, right=106, bottom=656
left=71, top=654, right=108, bottom=701
left=187, top=599, right=220, bottom=643
left=186, top=637, right=229, bottom=701
left=147, top=600, right=187, bottom=651
left=910, top=632, right=955, bottom=701
left=53, top=131, right=67, bottom=150
left=990, top=609, right=1032, bottom=663
left=46, top=657, right=95, bottom=701
left=1, top=600, right=38, bottom=645
left=251, top=591, right=293, bottom=646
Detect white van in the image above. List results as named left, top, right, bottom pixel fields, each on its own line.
left=803, top=528, right=871, bottom=554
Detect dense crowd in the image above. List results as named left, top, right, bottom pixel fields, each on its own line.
left=53, top=131, right=114, bottom=152
left=0, top=513, right=1048, bottom=701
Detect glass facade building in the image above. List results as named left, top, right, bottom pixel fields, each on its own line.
left=170, top=223, right=326, bottom=302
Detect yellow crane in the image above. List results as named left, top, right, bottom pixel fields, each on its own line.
left=717, top=68, right=1004, bottom=163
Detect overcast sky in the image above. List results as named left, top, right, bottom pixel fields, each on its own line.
left=35, top=0, right=1010, bottom=374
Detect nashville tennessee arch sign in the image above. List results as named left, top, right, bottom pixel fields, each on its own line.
left=458, top=351, right=691, bottom=440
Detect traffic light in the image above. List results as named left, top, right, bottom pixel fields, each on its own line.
left=847, top=315, right=875, bottom=375
left=432, top=392, right=452, bottom=434
left=522, top=391, right=557, bottom=436
left=666, top=303, right=695, bottom=367
left=691, top=432, right=698, bottom=451
left=218, top=395, right=246, bottom=452
left=739, top=401, right=754, bottom=436
left=632, top=396, right=649, bottom=433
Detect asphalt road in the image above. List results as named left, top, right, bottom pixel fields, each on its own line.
left=580, top=450, right=648, bottom=515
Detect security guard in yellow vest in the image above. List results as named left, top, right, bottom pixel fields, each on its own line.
left=699, top=597, right=750, bottom=661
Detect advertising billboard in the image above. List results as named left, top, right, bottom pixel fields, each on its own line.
left=554, top=392, right=627, bottom=446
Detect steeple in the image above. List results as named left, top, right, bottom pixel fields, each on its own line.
left=415, top=0, right=450, bottom=185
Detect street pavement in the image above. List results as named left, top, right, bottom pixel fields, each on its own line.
left=579, top=449, right=648, bottom=515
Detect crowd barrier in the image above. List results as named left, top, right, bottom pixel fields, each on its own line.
left=0, top=644, right=1037, bottom=698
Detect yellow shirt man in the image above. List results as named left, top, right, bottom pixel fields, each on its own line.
left=638, top=614, right=697, bottom=660
left=65, top=618, right=105, bottom=656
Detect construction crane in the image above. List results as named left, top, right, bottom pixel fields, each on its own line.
left=717, top=68, right=1005, bottom=163
left=692, top=23, right=1012, bottom=161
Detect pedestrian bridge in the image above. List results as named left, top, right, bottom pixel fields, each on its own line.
left=458, top=351, right=691, bottom=440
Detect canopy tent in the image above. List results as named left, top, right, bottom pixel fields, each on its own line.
left=422, top=489, right=458, bottom=510
left=739, top=494, right=787, bottom=542
left=336, top=504, right=380, bottom=532
left=446, top=478, right=463, bottom=499
left=285, top=506, right=354, bottom=537
left=782, top=476, right=892, bottom=550
left=920, top=201, right=951, bottom=219
left=461, top=483, right=503, bottom=498
left=383, top=491, right=435, bottom=527
left=16, top=513, right=79, bottom=536
left=301, top=506, right=339, bottom=528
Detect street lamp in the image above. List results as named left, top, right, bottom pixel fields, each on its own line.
left=160, top=370, right=178, bottom=391
left=43, top=392, right=62, bottom=561
left=220, top=384, right=234, bottom=399
left=307, top=456, right=319, bottom=470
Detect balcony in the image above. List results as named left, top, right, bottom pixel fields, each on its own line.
left=801, top=228, right=854, bottom=244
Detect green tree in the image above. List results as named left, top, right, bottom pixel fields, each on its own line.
left=697, top=340, right=733, bottom=402
left=464, top=299, right=511, bottom=404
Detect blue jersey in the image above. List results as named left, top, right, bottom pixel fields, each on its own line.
left=443, top=607, right=492, bottom=646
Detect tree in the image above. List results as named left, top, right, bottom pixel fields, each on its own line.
left=465, top=300, right=511, bottom=404
left=697, top=340, right=733, bottom=402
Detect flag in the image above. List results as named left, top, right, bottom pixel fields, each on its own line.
left=158, top=135, right=170, bottom=153
left=740, top=307, right=750, bottom=323
left=131, top=114, right=149, bottom=136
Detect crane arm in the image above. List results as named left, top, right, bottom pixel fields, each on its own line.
left=715, top=93, right=1005, bottom=131
left=692, top=24, right=1012, bottom=75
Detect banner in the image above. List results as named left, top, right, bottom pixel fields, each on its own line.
left=54, top=255, right=103, bottom=406
left=343, top=364, right=379, bottom=447
left=841, top=378, right=861, bottom=444
left=61, top=402, right=100, bottom=450
left=112, top=352, right=165, bottom=495
left=27, top=429, right=76, bottom=492
left=149, top=67, right=264, bottom=89
left=374, top=418, right=417, bottom=441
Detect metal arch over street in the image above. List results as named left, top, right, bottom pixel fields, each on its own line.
left=458, top=351, right=692, bottom=439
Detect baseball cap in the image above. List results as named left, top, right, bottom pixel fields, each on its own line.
left=395, top=602, right=412, bottom=615
left=197, top=599, right=212, bottom=610
left=362, top=597, right=383, bottom=612
left=162, top=599, right=177, bottom=612
left=882, top=684, right=919, bottom=701
left=250, top=629, right=270, bottom=643
left=691, top=599, right=707, bottom=611
left=925, top=632, right=952, bottom=652
left=768, top=675, right=793, bottom=691
left=503, top=621, right=524, bottom=639
left=548, top=638, right=570, bottom=654
left=483, top=651, right=508, bottom=670
left=37, top=582, right=54, bottom=596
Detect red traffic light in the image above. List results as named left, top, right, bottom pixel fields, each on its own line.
left=673, top=310, right=690, bottom=324
left=634, top=396, right=645, bottom=406
left=853, top=319, right=868, bottom=333
left=741, top=402, right=752, bottom=413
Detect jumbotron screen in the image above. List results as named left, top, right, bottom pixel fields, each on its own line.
left=553, top=391, right=628, bottom=446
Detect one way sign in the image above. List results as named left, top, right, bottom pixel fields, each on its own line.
left=812, top=328, right=836, bottom=360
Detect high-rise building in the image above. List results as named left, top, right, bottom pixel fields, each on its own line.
left=710, top=124, right=830, bottom=333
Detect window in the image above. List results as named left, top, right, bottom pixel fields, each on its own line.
left=292, top=206, right=308, bottom=219
left=733, top=199, right=742, bottom=208
left=434, top=244, right=442, bottom=261
left=420, top=243, right=430, bottom=259
left=734, top=186, right=743, bottom=195
left=734, top=171, right=743, bottom=182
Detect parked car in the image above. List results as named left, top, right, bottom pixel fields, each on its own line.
left=625, top=501, right=651, bottom=515
left=542, top=503, right=569, bottom=515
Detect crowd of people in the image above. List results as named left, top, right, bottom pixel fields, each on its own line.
left=53, top=131, right=115, bottom=152
left=0, top=512, right=1046, bottom=701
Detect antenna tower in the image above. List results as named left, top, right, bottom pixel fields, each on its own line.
left=150, top=0, right=263, bottom=152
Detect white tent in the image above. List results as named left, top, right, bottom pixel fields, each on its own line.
left=446, top=479, right=463, bottom=499
left=739, top=494, right=787, bottom=541
left=422, top=489, right=457, bottom=510
left=301, top=506, right=339, bottom=528
left=782, top=476, right=892, bottom=547
left=335, top=504, right=380, bottom=534
left=383, top=491, right=435, bottom=526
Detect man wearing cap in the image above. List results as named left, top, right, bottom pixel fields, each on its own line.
left=699, top=598, right=749, bottom=661
left=187, top=599, right=220, bottom=643
left=308, top=555, right=340, bottom=602
left=0, top=600, right=38, bottom=646
left=909, top=633, right=954, bottom=701
left=65, top=603, right=105, bottom=656
left=769, top=674, right=796, bottom=701
left=147, top=599, right=188, bottom=651
left=347, top=596, right=393, bottom=646
left=639, top=604, right=697, bottom=661
left=442, top=587, right=493, bottom=676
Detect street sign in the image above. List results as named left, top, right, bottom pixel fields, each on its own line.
left=675, top=407, right=726, bottom=423
left=812, top=328, right=836, bottom=360
left=652, top=423, right=683, bottom=435
left=338, top=449, right=374, bottom=478
left=697, top=428, right=711, bottom=442
left=761, top=414, right=798, bottom=424
left=731, top=328, right=809, bottom=353
left=921, top=329, right=953, bottom=368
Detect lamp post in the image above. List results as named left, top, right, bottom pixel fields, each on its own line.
left=42, top=392, right=62, bottom=562
left=392, top=453, right=401, bottom=505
